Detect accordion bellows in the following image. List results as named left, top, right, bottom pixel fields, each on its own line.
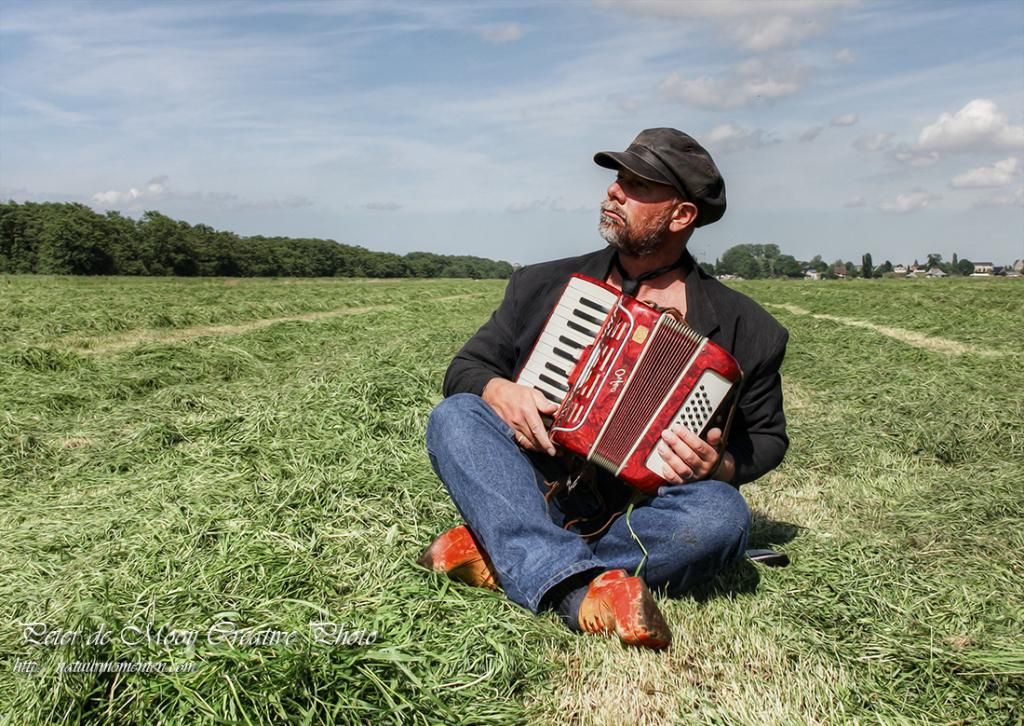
left=516, top=274, right=742, bottom=494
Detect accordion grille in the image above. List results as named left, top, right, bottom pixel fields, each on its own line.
left=592, top=317, right=702, bottom=468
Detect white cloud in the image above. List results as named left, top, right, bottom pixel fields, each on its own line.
left=973, top=187, right=1024, bottom=208
left=90, top=176, right=311, bottom=211
left=799, top=125, right=823, bottom=142
left=729, top=14, right=823, bottom=52
left=950, top=157, right=1019, bottom=189
left=0, top=185, right=33, bottom=202
left=92, top=176, right=168, bottom=206
left=18, top=96, right=93, bottom=125
left=630, top=0, right=844, bottom=110
left=600, top=1, right=850, bottom=52
left=658, top=59, right=808, bottom=110
left=834, top=48, right=855, bottom=64
left=890, top=145, right=941, bottom=168
left=365, top=201, right=403, bottom=211
left=233, top=195, right=313, bottom=211
left=831, top=113, right=858, bottom=126
left=478, top=23, right=523, bottom=44
left=704, top=123, right=778, bottom=153
left=843, top=196, right=867, bottom=208
left=878, top=190, right=940, bottom=214
left=146, top=176, right=168, bottom=194
left=918, top=99, right=1024, bottom=152
left=92, top=190, right=135, bottom=205
left=853, top=132, right=894, bottom=152
left=613, top=95, right=642, bottom=113
left=506, top=198, right=589, bottom=214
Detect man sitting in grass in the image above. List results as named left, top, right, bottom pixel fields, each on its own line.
left=418, top=128, right=788, bottom=650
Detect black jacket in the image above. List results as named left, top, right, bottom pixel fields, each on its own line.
left=443, top=246, right=789, bottom=485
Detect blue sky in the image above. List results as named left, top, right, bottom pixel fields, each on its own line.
left=1, top=0, right=1022, bottom=267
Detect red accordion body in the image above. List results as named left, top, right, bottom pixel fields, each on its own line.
left=516, top=274, right=742, bottom=495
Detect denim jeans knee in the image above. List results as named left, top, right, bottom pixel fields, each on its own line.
left=424, top=394, right=600, bottom=612
left=592, top=480, right=750, bottom=594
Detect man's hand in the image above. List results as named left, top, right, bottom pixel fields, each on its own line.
left=657, top=426, right=735, bottom=484
left=482, top=378, right=559, bottom=456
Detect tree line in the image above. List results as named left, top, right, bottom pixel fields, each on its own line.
left=0, top=202, right=514, bottom=279
left=704, top=243, right=990, bottom=279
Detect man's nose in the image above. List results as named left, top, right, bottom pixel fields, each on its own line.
left=607, top=180, right=625, bottom=203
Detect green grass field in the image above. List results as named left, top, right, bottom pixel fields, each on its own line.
left=1, top=275, right=1022, bottom=724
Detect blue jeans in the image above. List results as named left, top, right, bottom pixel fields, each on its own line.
left=425, top=393, right=751, bottom=613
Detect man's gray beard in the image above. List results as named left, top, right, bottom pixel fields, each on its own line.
left=598, top=213, right=670, bottom=257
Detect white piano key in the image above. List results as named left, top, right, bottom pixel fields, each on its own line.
left=516, top=277, right=619, bottom=395
left=520, top=343, right=580, bottom=381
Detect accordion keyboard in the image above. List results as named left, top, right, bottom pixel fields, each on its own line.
left=516, top=276, right=619, bottom=404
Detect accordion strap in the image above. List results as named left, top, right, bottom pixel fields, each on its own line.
left=613, top=250, right=689, bottom=297
left=544, top=457, right=635, bottom=541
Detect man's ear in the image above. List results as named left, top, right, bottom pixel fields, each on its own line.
left=669, top=201, right=699, bottom=232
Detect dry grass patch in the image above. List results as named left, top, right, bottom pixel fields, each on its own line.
left=69, top=304, right=395, bottom=354
left=57, top=436, right=95, bottom=449
left=764, top=303, right=1001, bottom=357
left=60, top=293, right=489, bottom=355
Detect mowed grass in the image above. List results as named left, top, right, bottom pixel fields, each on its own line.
left=1, top=275, right=1021, bottom=724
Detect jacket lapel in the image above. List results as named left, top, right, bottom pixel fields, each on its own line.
left=683, top=254, right=721, bottom=339
left=577, top=246, right=617, bottom=281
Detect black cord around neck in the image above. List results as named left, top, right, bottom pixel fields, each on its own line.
left=613, top=251, right=688, bottom=297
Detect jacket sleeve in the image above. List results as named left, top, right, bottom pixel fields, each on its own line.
left=442, top=270, right=522, bottom=398
left=725, top=331, right=789, bottom=485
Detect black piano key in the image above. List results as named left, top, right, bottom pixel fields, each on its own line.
left=579, top=296, right=610, bottom=314
left=534, top=386, right=562, bottom=403
left=544, top=361, right=569, bottom=378
left=567, top=320, right=598, bottom=338
left=558, top=335, right=584, bottom=349
left=553, top=346, right=578, bottom=363
left=573, top=309, right=604, bottom=327
left=539, top=373, right=570, bottom=392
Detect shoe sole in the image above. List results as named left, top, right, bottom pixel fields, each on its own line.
left=634, top=588, right=672, bottom=649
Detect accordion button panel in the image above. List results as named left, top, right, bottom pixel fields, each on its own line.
left=643, top=369, right=735, bottom=477
left=517, top=277, right=620, bottom=405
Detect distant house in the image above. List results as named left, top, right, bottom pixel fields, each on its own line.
left=832, top=265, right=847, bottom=279
left=972, top=261, right=994, bottom=276
left=1014, top=259, right=1024, bottom=273
left=893, top=264, right=908, bottom=275
left=803, top=269, right=821, bottom=280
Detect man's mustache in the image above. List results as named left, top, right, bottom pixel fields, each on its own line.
left=600, top=203, right=627, bottom=222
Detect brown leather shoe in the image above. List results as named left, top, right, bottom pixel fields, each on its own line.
left=417, top=525, right=500, bottom=591
left=577, top=569, right=672, bottom=649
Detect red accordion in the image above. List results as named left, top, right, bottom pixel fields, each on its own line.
left=516, top=274, right=742, bottom=494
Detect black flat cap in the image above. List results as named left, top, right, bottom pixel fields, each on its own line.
left=594, top=128, right=726, bottom=227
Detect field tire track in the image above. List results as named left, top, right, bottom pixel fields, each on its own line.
left=766, top=303, right=1001, bottom=357
left=63, top=292, right=491, bottom=354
